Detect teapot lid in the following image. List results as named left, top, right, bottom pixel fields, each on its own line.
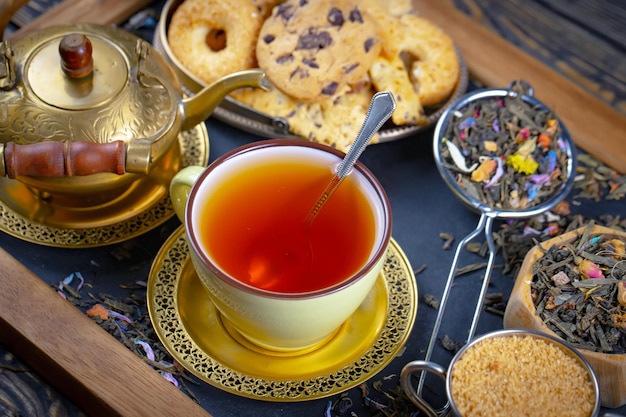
left=27, top=32, right=128, bottom=110
left=1, top=23, right=180, bottom=156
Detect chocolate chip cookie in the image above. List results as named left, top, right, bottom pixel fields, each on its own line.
left=256, top=0, right=381, bottom=102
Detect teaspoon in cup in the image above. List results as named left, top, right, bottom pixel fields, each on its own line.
left=304, top=91, right=396, bottom=227
left=248, top=91, right=396, bottom=289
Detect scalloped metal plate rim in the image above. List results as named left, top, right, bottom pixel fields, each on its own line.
left=147, top=226, right=418, bottom=401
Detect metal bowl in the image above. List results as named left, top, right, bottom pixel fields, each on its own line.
left=401, top=329, right=602, bottom=417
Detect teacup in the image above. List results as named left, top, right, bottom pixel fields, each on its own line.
left=170, top=139, right=391, bottom=352
left=400, top=329, right=601, bottom=417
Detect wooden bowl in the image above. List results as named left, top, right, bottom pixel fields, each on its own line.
left=503, top=225, right=626, bottom=408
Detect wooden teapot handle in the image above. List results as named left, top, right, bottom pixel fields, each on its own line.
left=2, top=141, right=126, bottom=178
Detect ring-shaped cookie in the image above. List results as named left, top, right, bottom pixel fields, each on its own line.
left=168, top=0, right=263, bottom=86
left=397, top=14, right=460, bottom=107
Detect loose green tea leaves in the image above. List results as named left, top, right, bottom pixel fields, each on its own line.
left=439, top=232, right=454, bottom=250
left=574, top=152, right=626, bottom=202
left=483, top=292, right=507, bottom=316
left=439, top=93, right=570, bottom=210
left=531, top=223, right=626, bottom=353
left=423, top=293, right=441, bottom=310
left=52, top=274, right=199, bottom=400
left=440, top=334, right=463, bottom=353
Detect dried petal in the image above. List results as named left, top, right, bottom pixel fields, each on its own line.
left=508, top=189, right=526, bottom=209
left=618, top=282, right=626, bottom=307
left=542, top=223, right=560, bottom=236
left=551, top=271, right=570, bottom=286
left=458, top=117, right=476, bottom=130
left=443, top=138, right=478, bottom=173
left=507, top=154, right=538, bottom=175
left=515, top=126, right=531, bottom=142
left=526, top=183, right=540, bottom=201
left=537, top=133, right=552, bottom=149
left=611, top=312, right=626, bottom=329
left=483, top=140, right=498, bottom=152
left=545, top=118, right=558, bottom=135
left=542, top=150, right=557, bottom=173
left=602, top=239, right=625, bottom=259
left=492, top=118, right=500, bottom=133
left=471, top=159, right=497, bottom=182
left=523, top=225, right=541, bottom=235
left=579, top=259, right=605, bottom=279
left=109, top=310, right=134, bottom=323
left=515, top=137, right=536, bottom=157
left=528, top=173, right=551, bottom=187
left=484, top=157, right=504, bottom=189
left=86, top=304, right=109, bottom=320
left=135, top=340, right=156, bottom=361
left=160, top=371, right=179, bottom=387
left=551, top=200, right=571, bottom=216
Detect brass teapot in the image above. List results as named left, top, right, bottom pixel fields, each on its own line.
left=0, top=21, right=267, bottom=228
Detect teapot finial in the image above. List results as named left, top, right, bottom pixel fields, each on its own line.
left=59, top=33, right=93, bottom=79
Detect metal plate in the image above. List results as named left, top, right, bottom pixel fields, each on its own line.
left=147, top=227, right=418, bottom=401
left=153, top=0, right=469, bottom=142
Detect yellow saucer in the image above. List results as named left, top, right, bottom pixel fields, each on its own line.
left=147, top=226, right=418, bottom=401
left=0, top=125, right=208, bottom=247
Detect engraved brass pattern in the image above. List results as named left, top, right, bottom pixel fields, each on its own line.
left=0, top=42, right=16, bottom=90
left=0, top=25, right=178, bottom=149
left=0, top=124, right=208, bottom=247
left=148, top=228, right=418, bottom=401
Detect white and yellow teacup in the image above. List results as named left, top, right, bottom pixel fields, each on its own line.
left=170, top=139, right=392, bottom=352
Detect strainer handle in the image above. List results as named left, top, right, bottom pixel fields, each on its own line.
left=400, top=360, right=452, bottom=417
left=417, top=213, right=497, bottom=395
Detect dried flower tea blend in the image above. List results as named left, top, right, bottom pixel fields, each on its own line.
left=439, top=92, right=571, bottom=211
left=531, top=223, right=626, bottom=353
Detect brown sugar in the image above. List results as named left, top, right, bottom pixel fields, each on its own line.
left=450, top=334, right=596, bottom=417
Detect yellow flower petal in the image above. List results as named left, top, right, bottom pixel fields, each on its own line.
left=506, top=154, right=538, bottom=175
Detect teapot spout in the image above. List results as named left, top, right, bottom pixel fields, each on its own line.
left=181, top=68, right=269, bottom=131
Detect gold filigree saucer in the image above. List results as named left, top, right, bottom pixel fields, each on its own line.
left=147, top=226, right=418, bottom=401
left=0, top=124, right=209, bottom=247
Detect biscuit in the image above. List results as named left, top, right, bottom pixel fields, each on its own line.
left=369, top=52, right=426, bottom=126
left=168, top=0, right=263, bottom=86
left=314, top=78, right=378, bottom=150
left=256, top=0, right=382, bottom=102
left=250, top=0, right=284, bottom=18
left=231, top=77, right=376, bottom=152
left=230, top=84, right=298, bottom=120
left=398, top=14, right=460, bottom=106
